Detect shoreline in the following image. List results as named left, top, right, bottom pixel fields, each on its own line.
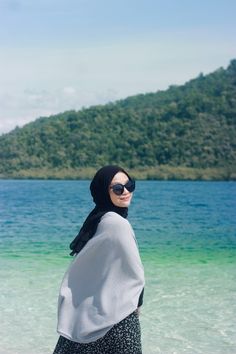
left=0, top=166, right=235, bottom=181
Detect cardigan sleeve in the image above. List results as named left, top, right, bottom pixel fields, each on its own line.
left=101, top=212, right=145, bottom=308
left=138, top=288, right=144, bottom=307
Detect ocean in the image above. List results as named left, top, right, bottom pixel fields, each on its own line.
left=0, top=180, right=235, bottom=354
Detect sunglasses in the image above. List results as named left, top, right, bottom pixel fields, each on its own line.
left=110, top=179, right=135, bottom=196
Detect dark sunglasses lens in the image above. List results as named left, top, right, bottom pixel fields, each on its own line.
left=112, top=184, right=124, bottom=195
left=125, top=180, right=135, bottom=192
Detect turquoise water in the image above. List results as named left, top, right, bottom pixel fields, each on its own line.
left=0, top=180, right=236, bottom=354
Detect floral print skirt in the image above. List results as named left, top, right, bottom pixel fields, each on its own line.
left=53, top=311, right=142, bottom=354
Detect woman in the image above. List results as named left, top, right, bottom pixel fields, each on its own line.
left=53, top=165, right=145, bottom=354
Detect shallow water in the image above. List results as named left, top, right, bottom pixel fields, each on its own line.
left=0, top=180, right=235, bottom=354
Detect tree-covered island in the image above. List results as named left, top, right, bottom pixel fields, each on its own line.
left=0, top=59, right=235, bottom=180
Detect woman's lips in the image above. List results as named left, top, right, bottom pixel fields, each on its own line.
left=120, top=195, right=130, bottom=201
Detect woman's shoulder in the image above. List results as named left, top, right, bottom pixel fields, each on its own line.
left=97, top=211, right=132, bottom=235
left=91, top=212, right=137, bottom=251
left=102, top=211, right=129, bottom=225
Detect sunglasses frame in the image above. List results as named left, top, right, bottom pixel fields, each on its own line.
left=110, top=179, right=135, bottom=196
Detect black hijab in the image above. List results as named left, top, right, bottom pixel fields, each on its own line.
left=69, top=165, right=132, bottom=256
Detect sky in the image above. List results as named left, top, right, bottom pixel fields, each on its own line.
left=0, top=0, right=236, bottom=135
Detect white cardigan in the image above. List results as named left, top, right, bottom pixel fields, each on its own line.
left=57, top=211, right=145, bottom=343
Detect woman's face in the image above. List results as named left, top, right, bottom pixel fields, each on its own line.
left=109, top=172, right=133, bottom=208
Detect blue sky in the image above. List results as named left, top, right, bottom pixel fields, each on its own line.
left=0, top=0, right=236, bottom=134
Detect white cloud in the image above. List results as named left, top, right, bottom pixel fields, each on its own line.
left=0, top=86, right=119, bottom=135
left=63, top=86, right=76, bottom=96
left=0, top=28, right=235, bottom=135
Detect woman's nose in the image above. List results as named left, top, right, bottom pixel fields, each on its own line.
left=123, top=187, right=129, bottom=194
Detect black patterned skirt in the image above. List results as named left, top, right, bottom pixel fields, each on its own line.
left=53, top=311, right=142, bottom=354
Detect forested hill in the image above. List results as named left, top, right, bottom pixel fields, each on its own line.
left=0, top=59, right=236, bottom=180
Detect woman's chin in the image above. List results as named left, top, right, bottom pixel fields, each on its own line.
left=118, top=197, right=132, bottom=207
